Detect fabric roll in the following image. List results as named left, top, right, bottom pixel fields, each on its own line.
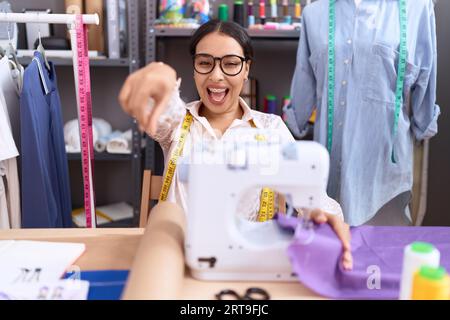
left=64, top=118, right=112, bottom=153
left=94, top=130, right=122, bottom=152
left=122, top=202, right=186, bottom=300
left=106, top=129, right=132, bottom=154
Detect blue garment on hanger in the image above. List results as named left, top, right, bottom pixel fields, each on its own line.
left=20, top=51, right=72, bottom=228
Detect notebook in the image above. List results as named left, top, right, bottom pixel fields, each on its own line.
left=0, top=240, right=86, bottom=285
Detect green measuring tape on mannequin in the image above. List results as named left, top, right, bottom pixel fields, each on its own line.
left=327, top=0, right=407, bottom=163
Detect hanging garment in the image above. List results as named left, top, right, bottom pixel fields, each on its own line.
left=0, top=174, right=8, bottom=228
left=19, top=52, right=72, bottom=228
left=0, top=55, right=23, bottom=229
left=278, top=215, right=450, bottom=299
left=0, top=56, right=23, bottom=152
left=0, top=87, right=20, bottom=228
left=0, top=87, right=18, bottom=162
left=0, top=159, right=20, bottom=228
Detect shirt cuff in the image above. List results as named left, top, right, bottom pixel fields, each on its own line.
left=282, top=105, right=311, bottom=139
left=414, top=104, right=441, bottom=141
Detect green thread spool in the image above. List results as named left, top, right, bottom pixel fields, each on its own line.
left=218, top=4, right=229, bottom=21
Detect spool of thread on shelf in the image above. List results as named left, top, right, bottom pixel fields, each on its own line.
left=282, top=0, right=289, bottom=16
left=248, top=1, right=255, bottom=27
left=259, top=0, right=266, bottom=24
left=283, top=15, right=292, bottom=24
left=282, top=95, right=291, bottom=108
left=399, top=242, right=441, bottom=300
left=295, top=0, right=302, bottom=19
left=281, top=95, right=291, bottom=123
left=412, top=266, right=450, bottom=300
left=265, top=94, right=277, bottom=114
left=282, top=0, right=290, bottom=24
left=248, top=15, right=255, bottom=27
left=218, top=4, right=229, bottom=21
left=270, top=0, right=277, bottom=19
left=233, top=1, right=245, bottom=26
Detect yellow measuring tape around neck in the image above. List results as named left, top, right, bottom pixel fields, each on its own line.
left=159, top=112, right=193, bottom=201
left=159, top=112, right=276, bottom=221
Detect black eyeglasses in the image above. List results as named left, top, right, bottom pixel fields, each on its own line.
left=193, top=54, right=247, bottom=76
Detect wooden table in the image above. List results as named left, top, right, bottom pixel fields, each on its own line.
left=0, top=228, right=322, bottom=299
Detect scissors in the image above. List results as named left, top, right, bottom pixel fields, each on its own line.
left=215, top=287, right=270, bottom=300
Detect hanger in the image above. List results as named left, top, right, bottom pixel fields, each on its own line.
left=37, top=18, right=51, bottom=71
left=5, top=23, right=20, bottom=68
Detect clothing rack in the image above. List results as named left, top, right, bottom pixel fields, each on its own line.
left=0, top=12, right=99, bottom=228
left=0, top=13, right=98, bottom=73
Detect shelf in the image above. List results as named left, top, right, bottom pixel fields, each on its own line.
left=153, top=28, right=300, bottom=39
left=97, top=217, right=135, bottom=228
left=248, top=28, right=300, bottom=39
left=17, top=57, right=130, bottom=67
left=67, top=152, right=132, bottom=161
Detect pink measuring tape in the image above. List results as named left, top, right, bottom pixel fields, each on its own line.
left=75, top=14, right=96, bottom=228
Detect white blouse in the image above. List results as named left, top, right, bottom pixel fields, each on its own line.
left=150, top=83, right=344, bottom=221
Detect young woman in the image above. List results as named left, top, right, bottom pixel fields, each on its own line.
left=119, top=20, right=353, bottom=269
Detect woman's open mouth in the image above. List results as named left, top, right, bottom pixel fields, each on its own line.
left=207, top=87, right=229, bottom=105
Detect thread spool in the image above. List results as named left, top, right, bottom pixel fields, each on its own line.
left=399, top=242, right=440, bottom=300
left=283, top=15, right=292, bottom=24
left=412, top=266, right=450, bottom=300
left=248, top=15, right=255, bottom=27
left=270, top=0, right=277, bottom=19
left=218, top=4, right=229, bottom=21
left=265, top=94, right=277, bottom=114
left=233, top=1, right=245, bottom=26
left=248, top=1, right=255, bottom=27
left=259, top=0, right=266, bottom=24
left=282, top=95, right=291, bottom=108
left=295, top=0, right=302, bottom=18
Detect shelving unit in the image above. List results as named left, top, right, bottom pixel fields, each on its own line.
left=17, top=56, right=130, bottom=67
left=154, top=27, right=300, bottom=39
left=66, top=152, right=132, bottom=162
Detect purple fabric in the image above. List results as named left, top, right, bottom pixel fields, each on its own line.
left=277, top=215, right=450, bottom=299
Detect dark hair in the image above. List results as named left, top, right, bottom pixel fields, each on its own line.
left=189, top=20, right=254, bottom=61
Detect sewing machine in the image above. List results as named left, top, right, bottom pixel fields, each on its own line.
left=178, top=129, right=330, bottom=281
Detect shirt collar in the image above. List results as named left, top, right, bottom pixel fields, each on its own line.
left=186, top=97, right=260, bottom=127
left=33, top=51, right=55, bottom=93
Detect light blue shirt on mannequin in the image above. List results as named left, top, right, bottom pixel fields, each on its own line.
left=284, top=0, right=440, bottom=226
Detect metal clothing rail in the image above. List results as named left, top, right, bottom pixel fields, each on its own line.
left=0, top=12, right=99, bottom=228
left=0, top=12, right=98, bottom=25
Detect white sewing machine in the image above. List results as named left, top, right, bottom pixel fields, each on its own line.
left=178, top=129, right=330, bottom=281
